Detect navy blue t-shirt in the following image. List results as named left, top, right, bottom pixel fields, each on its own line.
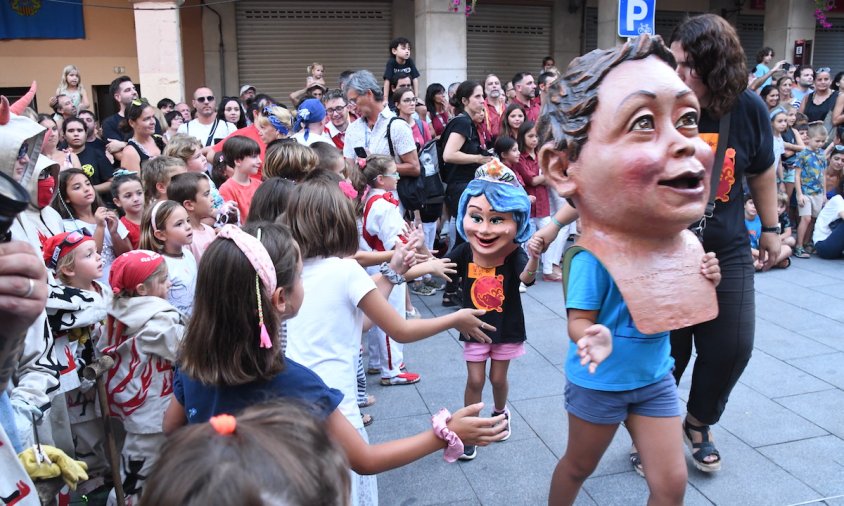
left=174, top=358, right=343, bottom=423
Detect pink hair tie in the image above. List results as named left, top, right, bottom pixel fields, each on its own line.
left=210, top=414, right=237, bottom=435
left=338, top=180, right=357, bottom=200
left=217, top=225, right=277, bottom=349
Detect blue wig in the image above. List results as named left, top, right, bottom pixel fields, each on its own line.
left=456, top=178, right=534, bottom=244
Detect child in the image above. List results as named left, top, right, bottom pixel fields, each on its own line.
left=771, top=108, right=787, bottom=190
left=777, top=192, right=797, bottom=250
left=111, top=170, right=144, bottom=250
left=307, top=61, right=325, bottom=88
left=167, top=173, right=216, bottom=262
left=144, top=401, right=350, bottom=506
left=52, top=168, right=131, bottom=284
left=99, top=250, right=184, bottom=503
left=744, top=195, right=764, bottom=270
left=56, top=64, right=89, bottom=111
left=283, top=178, right=498, bottom=502
left=245, top=176, right=295, bottom=225
left=219, top=135, right=262, bottom=220
left=493, top=135, right=523, bottom=184
left=449, top=161, right=539, bottom=460
left=383, top=37, right=420, bottom=102
left=42, top=231, right=112, bottom=493
left=793, top=122, right=828, bottom=258
left=141, top=155, right=187, bottom=204
left=498, top=103, right=525, bottom=140
left=513, top=121, right=557, bottom=283
left=312, top=141, right=346, bottom=175
left=360, top=155, right=422, bottom=384
left=164, top=222, right=505, bottom=506
left=780, top=105, right=804, bottom=208
left=140, top=200, right=197, bottom=317
left=826, top=145, right=844, bottom=198
left=263, top=139, right=317, bottom=182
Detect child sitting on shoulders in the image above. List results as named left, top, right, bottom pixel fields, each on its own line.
left=383, top=37, right=420, bottom=101
left=167, top=173, right=216, bottom=262
left=99, top=250, right=185, bottom=503
left=43, top=231, right=112, bottom=492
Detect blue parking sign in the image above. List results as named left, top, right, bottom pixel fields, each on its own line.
left=618, top=0, right=655, bottom=37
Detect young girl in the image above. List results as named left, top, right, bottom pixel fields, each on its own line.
left=111, top=170, right=144, bottom=250
left=307, top=61, right=325, bottom=88
left=781, top=105, right=805, bottom=208
left=144, top=401, right=350, bottom=506
left=56, top=64, right=90, bottom=111
left=283, top=178, right=499, bottom=503
left=167, top=173, right=216, bottom=262
left=514, top=121, right=557, bottom=284
left=99, top=250, right=184, bottom=503
left=771, top=108, right=788, bottom=193
left=42, top=231, right=111, bottom=493
left=140, top=200, right=197, bottom=317
left=360, top=155, right=421, bottom=385
left=493, top=135, right=522, bottom=183
left=448, top=161, right=539, bottom=461
left=164, top=221, right=505, bottom=506
left=498, top=103, right=525, bottom=140
left=52, top=168, right=131, bottom=284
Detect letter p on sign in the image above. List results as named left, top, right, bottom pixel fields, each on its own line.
left=618, top=0, right=654, bottom=37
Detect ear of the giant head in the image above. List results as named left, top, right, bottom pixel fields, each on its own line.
left=538, top=141, right=575, bottom=198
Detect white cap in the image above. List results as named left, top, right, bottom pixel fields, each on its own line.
left=240, top=84, right=256, bottom=96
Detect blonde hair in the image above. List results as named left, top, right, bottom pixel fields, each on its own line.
left=263, top=141, right=317, bottom=181
left=255, top=105, right=294, bottom=136
left=361, top=154, right=395, bottom=184
left=139, top=200, right=184, bottom=253
left=307, top=62, right=324, bottom=77
left=141, top=156, right=186, bottom=204
left=807, top=121, right=828, bottom=140
left=55, top=250, right=79, bottom=285
left=58, top=64, right=82, bottom=93
left=163, top=133, right=203, bottom=163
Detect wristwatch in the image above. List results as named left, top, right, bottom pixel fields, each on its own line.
left=761, top=224, right=781, bottom=234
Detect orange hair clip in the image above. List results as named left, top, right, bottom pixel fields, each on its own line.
left=209, top=414, right=237, bottom=435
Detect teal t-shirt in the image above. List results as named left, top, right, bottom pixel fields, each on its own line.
left=564, top=251, right=674, bottom=392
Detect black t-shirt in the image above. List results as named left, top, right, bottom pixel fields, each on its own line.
left=101, top=113, right=163, bottom=142
left=803, top=91, right=838, bottom=123
left=449, top=242, right=528, bottom=344
left=442, top=114, right=484, bottom=186
left=88, top=137, right=108, bottom=153
left=698, top=89, right=774, bottom=260
left=383, top=57, right=420, bottom=81
left=77, top=146, right=114, bottom=186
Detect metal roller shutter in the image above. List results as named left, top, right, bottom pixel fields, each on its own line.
left=467, top=4, right=551, bottom=82
left=235, top=1, right=392, bottom=102
left=737, top=14, right=765, bottom=70
left=813, top=21, right=844, bottom=74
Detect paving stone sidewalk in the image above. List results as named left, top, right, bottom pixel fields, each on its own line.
left=365, top=255, right=844, bottom=506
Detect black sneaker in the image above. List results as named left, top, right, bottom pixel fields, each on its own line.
left=458, top=445, right=477, bottom=461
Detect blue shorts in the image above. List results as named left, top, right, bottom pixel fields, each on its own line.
left=564, top=373, right=681, bottom=425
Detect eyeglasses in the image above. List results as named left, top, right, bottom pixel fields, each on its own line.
left=400, top=97, right=418, bottom=104
left=17, top=142, right=29, bottom=161
left=48, top=229, right=92, bottom=269
left=380, top=173, right=400, bottom=180
left=196, top=96, right=215, bottom=103
left=326, top=106, right=347, bottom=115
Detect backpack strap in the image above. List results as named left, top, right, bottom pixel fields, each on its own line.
left=561, top=245, right=586, bottom=301
left=385, top=116, right=401, bottom=159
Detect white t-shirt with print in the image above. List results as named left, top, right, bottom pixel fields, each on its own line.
left=285, top=256, right=376, bottom=430
left=178, top=118, right=237, bottom=147
left=162, top=249, right=197, bottom=318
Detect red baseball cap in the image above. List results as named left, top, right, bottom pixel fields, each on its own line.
left=42, top=230, right=94, bottom=269
left=109, top=250, right=165, bottom=295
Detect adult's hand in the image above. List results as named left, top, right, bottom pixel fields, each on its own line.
left=758, top=232, right=782, bottom=271
left=0, top=241, right=48, bottom=340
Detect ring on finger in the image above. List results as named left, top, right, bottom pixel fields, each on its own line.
left=23, top=278, right=35, bottom=298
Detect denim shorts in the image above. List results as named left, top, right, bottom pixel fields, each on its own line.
left=564, top=373, right=681, bottom=425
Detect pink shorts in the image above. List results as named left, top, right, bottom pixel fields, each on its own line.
left=463, top=342, right=526, bottom=362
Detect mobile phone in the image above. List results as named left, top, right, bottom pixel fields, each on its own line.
left=782, top=62, right=791, bottom=71
left=354, top=147, right=368, bottom=158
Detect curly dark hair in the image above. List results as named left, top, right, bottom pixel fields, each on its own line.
left=536, top=33, right=673, bottom=162
left=669, top=14, right=748, bottom=118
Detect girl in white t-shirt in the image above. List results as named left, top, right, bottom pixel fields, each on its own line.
left=52, top=168, right=131, bottom=285
left=283, top=177, right=497, bottom=506
left=140, top=200, right=197, bottom=317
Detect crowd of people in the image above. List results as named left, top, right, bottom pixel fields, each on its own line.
left=0, top=13, right=842, bottom=506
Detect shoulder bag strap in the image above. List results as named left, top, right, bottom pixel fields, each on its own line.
left=204, top=119, right=219, bottom=147
left=693, top=112, right=731, bottom=241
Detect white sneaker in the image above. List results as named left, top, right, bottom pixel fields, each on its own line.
left=519, top=282, right=527, bottom=293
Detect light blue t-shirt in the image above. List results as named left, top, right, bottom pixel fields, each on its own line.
left=745, top=214, right=761, bottom=249
left=564, top=250, right=674, bottom=392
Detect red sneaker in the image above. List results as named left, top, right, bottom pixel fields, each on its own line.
left=380, top=372, right=421, bottom=386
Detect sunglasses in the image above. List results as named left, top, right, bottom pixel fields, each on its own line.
left=131, top=99, right=145, bottom=107
left=834, top=145, right=844, bottom=152
left=196, top=96, right=215, bottom=103
left=17, top=142, right=29, bottom=161
left=48, top=229, right=92, bottom=269
left=817, top=67, right=831, bottom=74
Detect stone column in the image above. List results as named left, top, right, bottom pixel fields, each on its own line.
left=597, top=0, right=623, bottom=49
left=132, top=0, right=185, bottom=102
left=415, top=0, right=467, bottom=92
left=763, top=0, right=816, bottom=65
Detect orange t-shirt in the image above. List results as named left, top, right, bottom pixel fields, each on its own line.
left=219, top=177, right=261, bottom=222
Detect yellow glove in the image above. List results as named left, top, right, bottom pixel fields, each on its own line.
left=18, top=445, right=89, bottom=490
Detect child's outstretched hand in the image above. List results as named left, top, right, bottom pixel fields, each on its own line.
left=527, top=235, right=545, bottom=259
left=389, top=242, right=416, bottom=276
left=701, top=252, right=721, bottom=287
left=446, top=402, right=508, bottom=446
left=577, top=324, right=612, bottom=374
left=455, top=309, right=495, bottom=343
left=423, top=257, right=457, bottom=282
